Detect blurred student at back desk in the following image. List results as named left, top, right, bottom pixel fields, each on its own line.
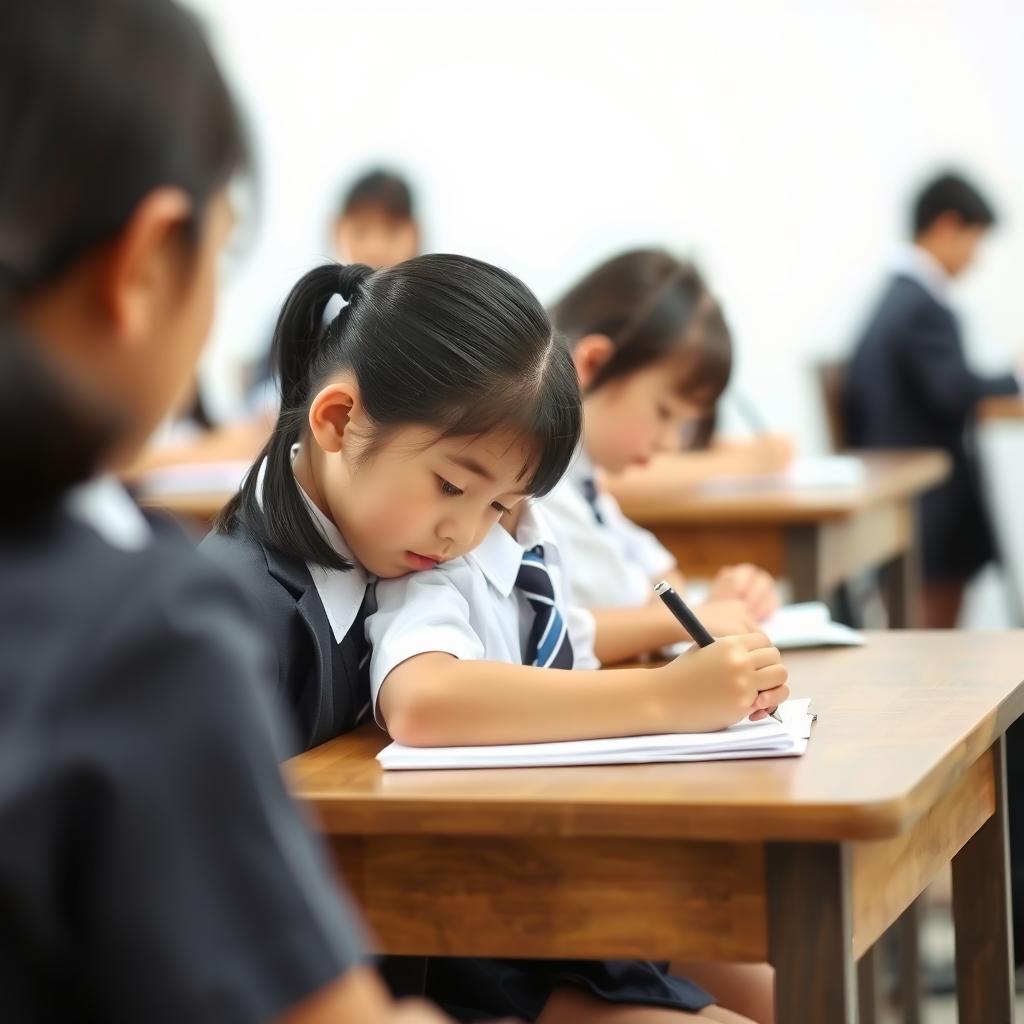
left=843, top=171, right=1022, bottom=627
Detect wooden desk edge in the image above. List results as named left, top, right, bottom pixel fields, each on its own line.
left=293, top=731, right=1011, bottom=846
left=291, top=653, right=1024, bottom=845
left=616, top=450, right=951, bottom=525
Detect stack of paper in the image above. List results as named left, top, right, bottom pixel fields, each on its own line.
left=377, top=698, right=813, bottom=771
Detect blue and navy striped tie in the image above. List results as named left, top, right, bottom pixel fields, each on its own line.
left=580, top=477, right=605, bottom=524
left=515, top=545, right=574, bottom=669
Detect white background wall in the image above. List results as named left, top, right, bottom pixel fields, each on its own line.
left=189, top=0, right=1024, bottom=453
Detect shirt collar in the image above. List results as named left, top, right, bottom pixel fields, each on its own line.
left=66, top=476, right=151, bottom=551
left=468, top=499, right=562, bottom=597
left=892, top=244, right=951, bottom=305
left=255, top=452, right=369, bottom=645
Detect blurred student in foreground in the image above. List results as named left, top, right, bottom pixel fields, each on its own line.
left=0, top=1, right=455, bottom=1021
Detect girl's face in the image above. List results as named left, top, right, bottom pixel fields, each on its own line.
left=124, top=189, right=234, bottom=451
left=300, top=388, right=535, bottom=578
left=334, top=208, right=419, bottom=270
left=581, top=358, right=705, bottom=475
left=18, top=186, right=234, bottom=467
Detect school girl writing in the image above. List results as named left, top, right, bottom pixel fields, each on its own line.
left=0, top=1, right=450, bottom=1021
left=208, top=255, right=788, bottom=750
left=543, top=249, right=782, bottom=665
left=367, top=490, right=783, bottom=1024
left=208, top=252, right=787, bottom=1021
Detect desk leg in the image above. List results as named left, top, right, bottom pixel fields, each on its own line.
left=952, top=737, right=1016, bottom=1023
left=784, top=526, right=821, bottom=603
left=894, top=901, right=922, bottom=1024
left=768, top=842, right=858, bottom=1023
left=857, top=943, right=880, bottom=1024
left=876, top=538, right=922, bottom=629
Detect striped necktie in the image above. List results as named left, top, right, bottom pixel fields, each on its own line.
left=579, top=477, right=605, bottom=524
left=515, top=545, right=574, bottom=669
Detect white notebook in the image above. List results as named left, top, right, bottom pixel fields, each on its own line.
left=377, top=698, right=813, bottom=771
left=783, top=455, right=867, bottom=489
left=666, top=602, right=863, bottom=656
left=703, top=456, right=867, bottom=494
left=762, top=601, right=864, bottom=649
left=135, top=460, right=250, bottom=497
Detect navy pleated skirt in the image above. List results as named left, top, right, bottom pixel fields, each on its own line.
left=422, top=957, right=714, bottom=1021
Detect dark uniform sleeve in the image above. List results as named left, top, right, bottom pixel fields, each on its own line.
left=55, top=548, right=367, bottom=1024
left=900, top=307, right=1018, bottom=422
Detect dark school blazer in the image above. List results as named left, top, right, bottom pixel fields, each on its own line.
left=0, top=504, right=366, bottom=1022
left=202, top=517, right=371, bottom=754
left=843, top=273, right=1019, bottom=579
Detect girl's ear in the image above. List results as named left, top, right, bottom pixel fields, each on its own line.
left=307, top=377, right=365, bottom=454
left=100, top=187, right=194, bottom=345
left=573, top=333, right=615, bottom=390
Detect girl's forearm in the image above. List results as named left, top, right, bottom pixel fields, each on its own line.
left=379, top=653, right=668, bottom=747
left=589, top=602, right=685, bottom=665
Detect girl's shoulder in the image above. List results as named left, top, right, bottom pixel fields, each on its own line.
left=374, top=552, right=477, bottom=600
left=0, top=504, right=272, bottom=721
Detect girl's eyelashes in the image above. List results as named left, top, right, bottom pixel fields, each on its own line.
left=437, top=473, right=513, bottom=514
left=437, top=476, right=464, bottom=498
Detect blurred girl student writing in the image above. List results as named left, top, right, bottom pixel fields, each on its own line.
left=544, top=250, right=782, bottom=665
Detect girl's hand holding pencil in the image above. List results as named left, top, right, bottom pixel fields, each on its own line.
left=654, top=633, right=789, bottom=731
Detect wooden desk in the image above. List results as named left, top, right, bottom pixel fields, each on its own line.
left=137, top=490, right=232, bottom=524
left=290, top=631, right=1024, bottom=1023
left=979, top=396, right=1024, bottom=422
left=615, top=451, right=950, bottom=627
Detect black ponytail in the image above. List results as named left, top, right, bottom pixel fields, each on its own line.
left=0, top=0, right=248, bottom=515
left=221, top=264, right=374, bottom=571
left=0, top=327, right=122, bottom=529
left=218, top=254, right=582, bottom=572
left=273, top=264, right=372, bottom=411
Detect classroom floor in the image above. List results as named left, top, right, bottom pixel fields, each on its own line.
left=907, top=995, right=1024, bottom=1023
left=876, top=888, right=1024, bottom=1022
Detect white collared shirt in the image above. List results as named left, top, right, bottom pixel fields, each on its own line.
left=255, top=455, right=369, bottom=645
left=891, top=244, right=951, bottom=307
left=541, top=448, right=675, bottom=609
left=67, top=476, right=151, bottom=551
left=366, top=499, right=599, bottom=724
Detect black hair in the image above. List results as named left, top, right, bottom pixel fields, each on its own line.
left=338, top=168, right=415, bottom=221
left=0, top=327, right=123, bottom=526
left=218, top=254, right=582, bottom=572
left=550, top=248, right=732, bottom=409
left=0, top=0, right=248, bottom=523
left=912, top=172, right=997, bottom=238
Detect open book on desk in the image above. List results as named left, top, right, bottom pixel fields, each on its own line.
left=666, top=602, right=863, bottom=656
left=702, top=455, right=867, bottom=494
left=378, top=698, right=813, bottom=771
left=761, top=601, right=864, bottom=649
